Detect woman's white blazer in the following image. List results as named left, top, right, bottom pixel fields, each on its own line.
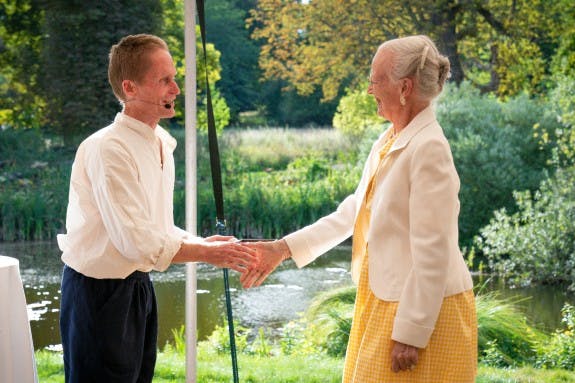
left=284, top=106, right=473, bottom=347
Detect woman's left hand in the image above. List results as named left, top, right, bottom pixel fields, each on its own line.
left=391, top=341, right=419, bottom=372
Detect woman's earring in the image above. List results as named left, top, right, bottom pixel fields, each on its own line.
left=400, top=95, right=406, bottom=106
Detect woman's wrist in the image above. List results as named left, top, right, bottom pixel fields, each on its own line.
left=277, top=239, right=292, bottom=261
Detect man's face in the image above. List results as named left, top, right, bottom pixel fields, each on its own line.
left=130, top=48, right=180, bottom=122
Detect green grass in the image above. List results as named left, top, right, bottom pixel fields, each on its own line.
left=476, top=366, right=575, bottom=383
left=36, top=349, right=575, bottom=382
left=35, top=348, right=343, bottom=383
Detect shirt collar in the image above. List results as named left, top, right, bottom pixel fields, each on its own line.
left=115, top=113, right=157, bottom=142
left=115, top=113, right=177, bottom=151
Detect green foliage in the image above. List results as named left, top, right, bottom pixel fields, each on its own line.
left=436, top=82, right=555, bottom=246
left=160, top=1, right=231, bottom=133
left=476, top=167, right=575, bottom=290
left=171, top=127, right=359, bottom=239
left=538, top=75, right=575, bottom=167
left=278, top=320, right=309, bottom=356
left=303, top=286, right=355, bottom=357
left=251, top=0, right=565, bottom=100
left=170, top=325, right=186, bottom=355
left=258, top=80, right=341, bottom=127
left=0, top=127, right=69, bottom=241
left=332, top=83, right=383, bottom=138
left=536, top=303, right=575, bottom=370
left=196, top=159, right=358, bottom=238
left=549, top=0, right=575, bottom=79
left=0, top=0, right=45, bottom=130
left=196, top=87, right=230, bottom=135
left=248, top=327, right=273, bottom=357
left=203, top=0, right=261, bottom=121
left=35, top=350, right=64, bottom=382
left=204, top=321, right=250, bottom=355
left=476, top=292, right=543, bottom=367
left=322, top=311, right=351, bottom=358
left=476, top=365, right=575, bottom=383
left=40, top=0, right=163, bottom=143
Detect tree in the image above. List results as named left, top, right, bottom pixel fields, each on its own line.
left=160, top=0, right=230, bottom=132
left=40, top=0, right=163, bottom=143
left=250, top=0, right=566, bottom=101
left=204, top=0, right=261, bottom=122
left=0, top=0, right=45, bottom=130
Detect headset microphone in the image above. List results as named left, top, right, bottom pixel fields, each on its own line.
left=127, top=99, right=173, bottom=109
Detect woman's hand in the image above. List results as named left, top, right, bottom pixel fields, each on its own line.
left=391, top=341, right=419, bottom=372
left=240, top=239, right=291, bottom=288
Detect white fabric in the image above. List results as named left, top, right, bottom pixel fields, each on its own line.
left=284, top=106, right=473, bottom=346
left=0, top=256, right=38, bottom=383
left=58, top=113, right=189, bottom=279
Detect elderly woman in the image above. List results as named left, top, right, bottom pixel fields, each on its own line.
left=241, top=35, right=477, bottom=382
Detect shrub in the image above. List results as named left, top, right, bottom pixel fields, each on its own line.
left=476, top=166, right=575, bottom=290
left=540, top=75, right=575, bottom=166
left=437, top=82, right=555, bottom=246
left=535, top=303, right=575, bottom=370
left=332, top=84, right=383, bottom=139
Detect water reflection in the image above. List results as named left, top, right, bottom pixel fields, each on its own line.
left=1, top=241, right=573, bottom=351
left=1, top=241, right=353, bottom=350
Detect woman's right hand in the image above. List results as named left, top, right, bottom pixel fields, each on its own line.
left=240, top=239, right=291, bottom=288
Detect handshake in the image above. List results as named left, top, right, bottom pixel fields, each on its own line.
left=181, top=235, right=292, bottom=288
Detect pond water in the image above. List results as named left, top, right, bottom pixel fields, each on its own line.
left=1, top=241, right=573, bottom=351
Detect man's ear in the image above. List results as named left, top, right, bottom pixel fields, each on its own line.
left=122, top=79, right=137, bottom=98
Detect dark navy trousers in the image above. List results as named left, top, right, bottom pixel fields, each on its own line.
left=60, top=265, right=158, bottom=383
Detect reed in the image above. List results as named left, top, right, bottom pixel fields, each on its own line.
left=171, top=127, right=361, bottom=238
left=1, top=126, right=356, bottom=242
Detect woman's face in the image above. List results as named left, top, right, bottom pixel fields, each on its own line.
left=367, top=48, right=402, bottom=123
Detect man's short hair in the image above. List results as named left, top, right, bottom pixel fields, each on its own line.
left=108, top=34, right=169, bottom=102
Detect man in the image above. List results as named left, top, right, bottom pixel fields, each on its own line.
left=57, top=34, right=257, bottom=383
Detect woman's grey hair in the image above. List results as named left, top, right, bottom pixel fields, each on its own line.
left=381, top=35, right=451, bottom=101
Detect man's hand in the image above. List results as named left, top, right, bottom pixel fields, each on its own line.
left=240, top=239, right=291, bottom=288
left=200, top=237, right=259, bottom=273
left=391, top=341, right=419, bottom=372
left=173, top=236, right=259, bottom=273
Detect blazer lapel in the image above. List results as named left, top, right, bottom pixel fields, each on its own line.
left=384, top=106, right=437, bottom=159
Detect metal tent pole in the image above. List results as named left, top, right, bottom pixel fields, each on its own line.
left=184, top=0, right=198, bottom=381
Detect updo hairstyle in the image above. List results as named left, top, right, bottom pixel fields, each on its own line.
left=382, top=35, right=451, bottom=101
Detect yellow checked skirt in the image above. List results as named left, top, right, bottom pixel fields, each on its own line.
left=342, top=253, right=477, bottom=383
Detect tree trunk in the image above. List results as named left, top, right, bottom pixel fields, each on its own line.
left=430, top=2, right=464, bottom=84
